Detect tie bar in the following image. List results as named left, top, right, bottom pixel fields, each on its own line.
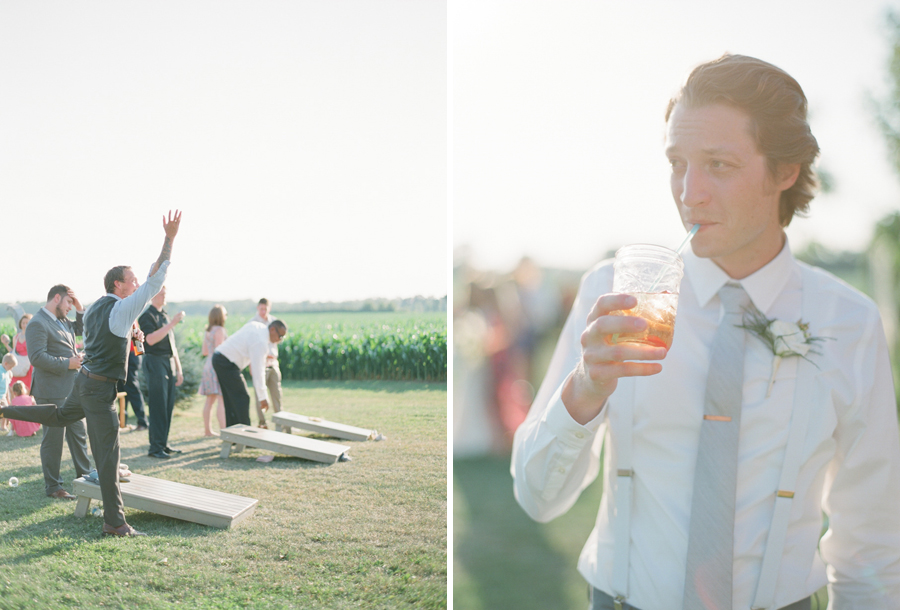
left=703, top=415, right=731, bottom=422
left=777, top=490, right=794, bottom=498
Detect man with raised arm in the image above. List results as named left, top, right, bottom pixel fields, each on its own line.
left=2, top=210, right=182, bottom=537
left=512, top=55, right=900, bottom=608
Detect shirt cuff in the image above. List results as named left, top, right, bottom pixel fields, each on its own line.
left=543, top=383, right=605, bottom=448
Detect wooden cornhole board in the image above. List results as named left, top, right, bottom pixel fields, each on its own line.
left=271, top=412, right=374, bottom=442
left=219, top=424, right=349, bottom=464
left=72, top=473, right=258, bottom=528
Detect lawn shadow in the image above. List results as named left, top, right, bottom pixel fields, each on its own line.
left=0, top=508, right=221, bottom=564
left=454, top=455, right=582, bottom=610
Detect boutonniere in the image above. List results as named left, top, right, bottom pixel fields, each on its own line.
left=738, top=308, right=831, bottom=398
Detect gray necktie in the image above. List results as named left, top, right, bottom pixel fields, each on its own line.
left=683, top=283, right=751, bottom=610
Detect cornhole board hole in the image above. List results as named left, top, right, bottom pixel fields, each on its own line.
left=271, top=412, right=374, bottom=442
left=72, top=473, right=258, bottom=528
left=219, top=424, right=349, bottom=464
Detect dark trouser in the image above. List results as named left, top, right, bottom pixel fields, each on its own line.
left=117, top=352, right=146, bottom=427
left=590, top=588, right=811, bottom=610
left=34, top=394, right=92, bottom=496
left=143, top=354, right=176, bottom=455
left=254, top=365, right=282, bottom=425
left=3, top=373, right=126, bottom=527
left=212, top=352, right=251, bottom=427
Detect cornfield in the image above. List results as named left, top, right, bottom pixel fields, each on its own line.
left=179, top=312, right=447, bottom=383
left=277, top=320, right=447, bottom=381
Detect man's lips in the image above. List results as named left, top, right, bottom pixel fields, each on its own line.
left=688, top=221, right=716, bottom=230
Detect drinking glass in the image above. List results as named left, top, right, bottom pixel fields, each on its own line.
left=610, top=244, right=684, bottom=349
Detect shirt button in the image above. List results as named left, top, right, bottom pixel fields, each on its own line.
left=575, top=431, right=584, bottom=439
left=558, top=467, right=566, bottom=474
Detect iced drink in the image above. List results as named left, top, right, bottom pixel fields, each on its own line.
left=610, top=291, right=678, bottom=349
left=609, top=244, right=683, bottom=351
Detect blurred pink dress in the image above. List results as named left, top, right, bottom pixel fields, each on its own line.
left=10, top=394, right=40, bottom=437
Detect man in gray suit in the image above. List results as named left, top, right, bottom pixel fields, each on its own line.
left=27, top=285, right=92, bottom=500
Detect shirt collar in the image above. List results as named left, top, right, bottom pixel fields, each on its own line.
left=42, top=306, right=59, bottom=320
left=683, top=237, right=797, bottom=313
left=107, top=292, right=122, bottom=302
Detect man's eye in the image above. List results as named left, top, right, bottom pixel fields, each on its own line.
left=710, top=160, right=728, bottom=170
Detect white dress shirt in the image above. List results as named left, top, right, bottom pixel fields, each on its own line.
left=215, top=321, right=272, bottom=402
left=250, top=314, right=280, bottom=366
left=511, top=242, right=900, bottom=609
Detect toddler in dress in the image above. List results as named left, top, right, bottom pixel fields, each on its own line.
left=9, top=381, right=40, bottom=437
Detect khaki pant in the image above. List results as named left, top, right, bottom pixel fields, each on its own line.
left=254, top=365, right=282, bottom=425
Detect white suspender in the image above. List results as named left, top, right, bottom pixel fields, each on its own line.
left=610, top=268, right=814, bottom=609
left=750, top=267, right=814, bottom=610
left=610, top=377, right=635, bottom=609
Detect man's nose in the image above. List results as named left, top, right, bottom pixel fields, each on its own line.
left=679, top=164, right=710, bottom=208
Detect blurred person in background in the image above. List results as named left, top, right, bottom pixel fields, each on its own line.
left=512, top=55, right=900, bottom=608
left=117, top=348, right=148, bottom=431
left=8, top=381, right=40, bottom=437
left=2, top=313, right=33, bottom=391
left=199, top=304, right=228, bottom=436
left=0, top=353, right=16, bottom=435
left=249, top=298, right=283, bottom=429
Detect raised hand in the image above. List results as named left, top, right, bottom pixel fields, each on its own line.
left=561, top=293, right=668, bottom=424
left=153, top=210, right=183, bottom=273
left=163, top=210, right=182, bottom=240
left=67, top=289, right=83, bottom=312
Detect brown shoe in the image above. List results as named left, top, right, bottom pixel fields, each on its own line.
left=102, top=522, right=147, bottom=537
left=258, top=423, right=268, bottom=429
left=48, top=489, right=76, bottom=501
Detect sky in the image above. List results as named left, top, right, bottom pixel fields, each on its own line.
left=451, top=0, right=900, bottom=273
left=0, top=1, right=446, bottom=304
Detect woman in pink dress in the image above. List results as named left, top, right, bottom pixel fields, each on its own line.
left=1, top=314, right=33, bottom=391
left=199, top=305, right=228, bottom=436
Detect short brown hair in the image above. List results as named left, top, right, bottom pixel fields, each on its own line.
left=11, top=381, right=27, bottom=397
left=104, top=266, right=131, bottom=294
left=665, top=54, right=820, bottom=226
left=258, top=298, right=270, bottom=307
left=47, top=284, right=71, bottom=303
left=207, top=304, right=227, bottom=331
left=18, top=314, right=32, bottom=330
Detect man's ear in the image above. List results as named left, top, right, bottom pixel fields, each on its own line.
left=776, top=163, right=801, bottom=191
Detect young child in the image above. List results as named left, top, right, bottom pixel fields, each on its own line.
left=0, top=353, right=17, bottom=436
left=9, top=381, right=40, bottom=437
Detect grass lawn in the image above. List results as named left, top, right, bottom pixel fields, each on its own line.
left=0, top=380, right=447, bottom=609
left=453, top=454, right=829, bottom=610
